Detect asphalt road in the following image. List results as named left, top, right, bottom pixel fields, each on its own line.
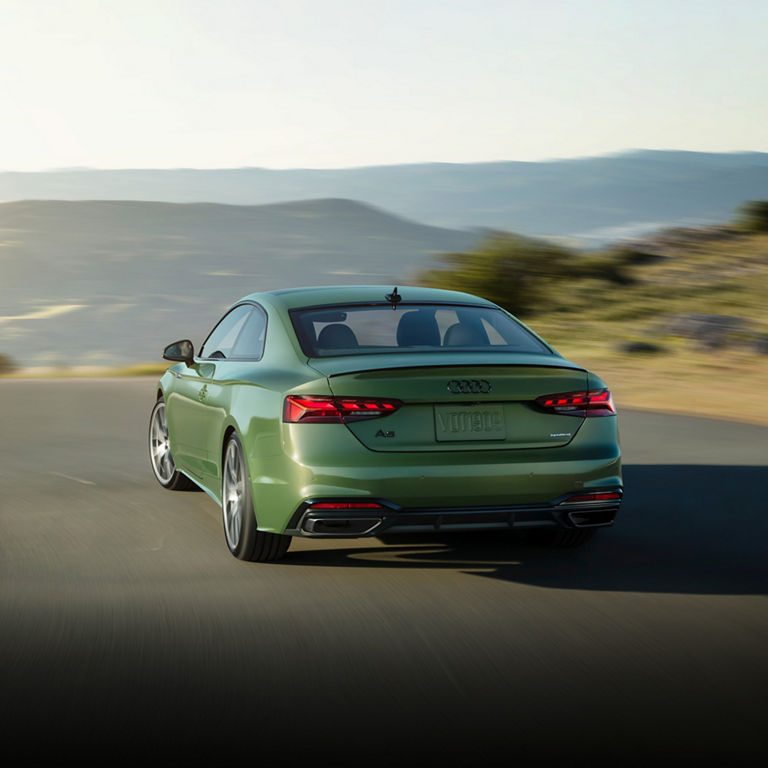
left=1, top=378, right=766, bottom=766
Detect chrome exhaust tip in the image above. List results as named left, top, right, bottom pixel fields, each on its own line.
left=559, top=489, right=622, bottom=528
left=302, top=517, right=383, bottom=536
left=566, top=509, right=617, bottom=528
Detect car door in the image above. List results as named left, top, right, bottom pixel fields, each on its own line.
left=197, top=304, right=268, bottom=488
left=167, top=304, right=252, bottom=479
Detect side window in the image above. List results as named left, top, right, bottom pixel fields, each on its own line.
left=199, top=305, right=252, bottom=359
left=230, top=305, right=267, bottom=360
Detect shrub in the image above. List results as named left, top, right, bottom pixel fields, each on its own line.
left=0, top=353, right=17, bottom=375
left=612, top=246, right=664, bottom=265
left=737, top=201, right=768, bottom=233
left=418, top=233, right=635, bottom=316
left=577, top=254, right=636, bottom=285
left=419, top=233, right=572, bottom=316
left=617, top=340, right=665, bottom=354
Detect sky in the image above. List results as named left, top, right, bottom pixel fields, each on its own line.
left=1, top=0, right=767, bottom=170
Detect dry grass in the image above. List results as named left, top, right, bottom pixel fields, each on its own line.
left=526, top=228, right=768, bottom=425
left=2, top=362, right=169, bottom=379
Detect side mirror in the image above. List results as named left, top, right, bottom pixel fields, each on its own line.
left=163, top=339, right=195, bottom=366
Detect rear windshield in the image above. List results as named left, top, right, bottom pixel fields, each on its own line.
left=290, top=303, right=551, bottom=357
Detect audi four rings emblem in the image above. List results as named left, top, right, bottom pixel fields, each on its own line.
left=446, top=379, right=492, bottom=394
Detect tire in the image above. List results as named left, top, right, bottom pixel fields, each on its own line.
left=148, top=397, right=198, bottom=491
left=535, top=527, right=597, bottom=548
left=221, top=433, right=291, bottom=562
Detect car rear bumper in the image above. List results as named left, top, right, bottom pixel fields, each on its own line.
left=284, top=490, right=623, bottom=537
left=252, top=416, right=621, bottom=533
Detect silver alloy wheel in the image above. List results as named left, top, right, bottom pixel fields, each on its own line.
left=150, top=402, right=175, bottom=484
left=223, top=440, right=245, bottom=550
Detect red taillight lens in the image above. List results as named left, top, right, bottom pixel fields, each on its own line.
left=565, top=491, right=622, bottom=503
left=309, top=502, right=385, bottom=510
left=283, top=395, right=402, bottom=423
left=535, top=389, right=615, bottom=417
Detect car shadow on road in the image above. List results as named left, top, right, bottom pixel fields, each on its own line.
left=283, top=465, right=768, bottom=595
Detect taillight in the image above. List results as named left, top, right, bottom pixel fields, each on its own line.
left=564, top=491, right=622, bottom=503
left=308, top=501, right=386, bottom=510
left=283, top=395, right=402, bottom=423
left=535, top=389, right=615, bottom=417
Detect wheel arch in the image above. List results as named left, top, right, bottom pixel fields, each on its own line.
left=221, top=424, right=237, bottom=471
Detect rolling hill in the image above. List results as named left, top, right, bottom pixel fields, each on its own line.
left=2, top=150, right=768, bottom=237
left=0, top=199, right=476, bottom=365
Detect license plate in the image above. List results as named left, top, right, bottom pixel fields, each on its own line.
left=434, top=404, right=506, bottom=441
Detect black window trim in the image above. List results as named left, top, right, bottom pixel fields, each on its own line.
left=197, top=301, right=269, bottom=362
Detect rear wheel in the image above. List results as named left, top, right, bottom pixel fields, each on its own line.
left=535, top=527, right=597, bottom=547
left=222, top=434, right=291, bottom=562
left=149, top=397, right=198, bottom=491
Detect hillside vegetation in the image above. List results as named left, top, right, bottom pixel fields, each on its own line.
left=420, top=206, right=768, bottom=424
left=2, top=195, right=767, bottom=425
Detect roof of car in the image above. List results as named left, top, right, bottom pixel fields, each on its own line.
left=240, top=285, right=496, bottom=311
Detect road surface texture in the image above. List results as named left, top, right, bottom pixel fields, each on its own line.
left=1, top=378, right=766, bottom=766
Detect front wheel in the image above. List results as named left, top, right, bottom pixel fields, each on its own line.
left=148, top=397, right=198, bottom=491
left=222, top=434, right=291, bottom=562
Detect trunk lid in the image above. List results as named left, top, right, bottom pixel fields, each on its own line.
left=315, top=353, right=588, bottom=452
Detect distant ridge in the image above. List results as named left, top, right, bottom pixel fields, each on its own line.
left=0, top=198, right=476, bottom=365
left=2, top=150, right=767, bottom=236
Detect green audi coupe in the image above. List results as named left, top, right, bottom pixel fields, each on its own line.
left=149, top=286, right=622, bottom=561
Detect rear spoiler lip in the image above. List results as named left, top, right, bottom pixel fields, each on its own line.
left=311, top=359, right=588, bottom=380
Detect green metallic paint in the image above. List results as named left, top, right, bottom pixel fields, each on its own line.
left=157, top=286, right=622, bottom=536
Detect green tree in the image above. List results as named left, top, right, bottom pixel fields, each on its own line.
left=737, top=201, right=768, bottom=233
left=418, top=232, right=632, bottom=316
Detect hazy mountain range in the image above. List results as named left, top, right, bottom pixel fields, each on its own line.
left=1, top=149, right=767, bottom=366
left=3, top=150, right=768, bottom=237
